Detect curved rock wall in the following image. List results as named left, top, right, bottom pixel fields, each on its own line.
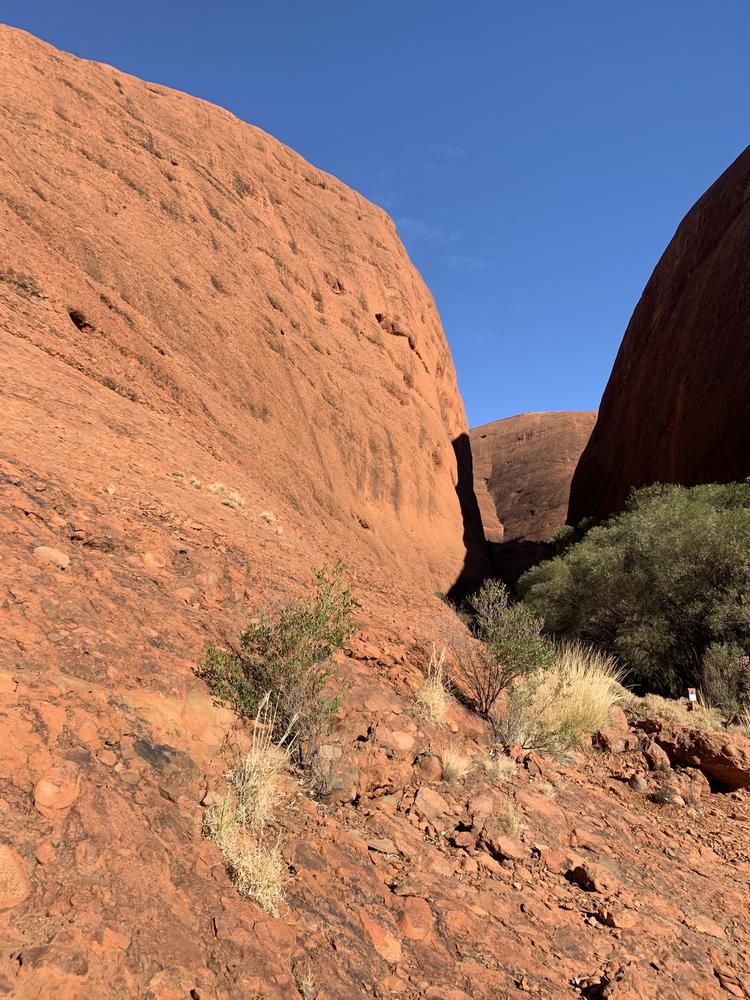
left=569, top=145, right=750, bottom=524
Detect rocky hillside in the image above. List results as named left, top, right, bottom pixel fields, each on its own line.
left=470, top=412, right=596, bottom=543
left=568, top=145, right=750, bottom=524
left=3, top=26, right=750, bottom=1000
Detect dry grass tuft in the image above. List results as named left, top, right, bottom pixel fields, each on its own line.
left=228, top=709, right=288, bottom=834
left=440, top=745, right=471, bottom=783
left=550, top=642, right=624, bottom=734
left=222, top=490, right=245, bottom=509
left=496, top=800, right=522, bottom=837
left=622, top=690, right=724, bottom=731
left=534, top=780, right=557, bottom=799
left=295, top=965, right=317, bottom=999
left=203, top=695, right=289, bottom=914
left=224, top=838, right=286, bottom=914
left=495, top=642, right=624, bottom=753
left=736, top=707, right=750, bottom=738
left=416, top=645, right=452, bottom=723
left=484, top=752, right=517, bottom=783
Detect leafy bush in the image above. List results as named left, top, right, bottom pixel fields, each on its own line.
left=452, top=579, right=554, bottom=717
left=200, top=563, right=356, bottom=766
left=493, top=642, right=623, bottom=753
left=519, top=483, right=750, bottom=697
left=700, top=643, right=750, bottom=721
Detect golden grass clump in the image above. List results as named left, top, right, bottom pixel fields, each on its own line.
left=495, top=800, right=522, bottom=837
left=203, top=695, right=289, bottom=914
left=622, top=690, right=724, bottom=731
left=550, top=642, right=624, bottom=734
left=484, top=752, right=518, bottom=783
left=440, top=745, right=471, bottom=783
left=228, top=726, right=288, bottom=834
left=495, top=642, right=624, bottom=753
left=223, top=839, right=286, bottom=914
left=416, top=645, right=452, bottom=723
left=737, top=707, right=750, bottom=738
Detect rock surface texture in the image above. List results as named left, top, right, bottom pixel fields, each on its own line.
left=568, top=145, right=750, bottom=524
left=471, top=411, right=596, bottom=543
left=0, top=25, right=485, bottom=601
left=3, top=26, right=750, bottom=1000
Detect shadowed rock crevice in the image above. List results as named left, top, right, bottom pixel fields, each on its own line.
left=446, top=432, right=491, bottom=602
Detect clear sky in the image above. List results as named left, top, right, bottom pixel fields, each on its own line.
left=4, top=2, right=750, bottom=426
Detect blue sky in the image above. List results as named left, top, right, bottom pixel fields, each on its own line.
left=5, top=2, right=750, bottom=426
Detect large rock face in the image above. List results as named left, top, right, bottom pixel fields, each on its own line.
left=568, top=145, right=750, bottom=524
left=470, top=411, right=596, bottom=543
left=0, top=25, right=485, bottom=603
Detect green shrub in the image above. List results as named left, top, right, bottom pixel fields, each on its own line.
left=199, top=563, right=356, bottom=766
left=700, top=643, right=750, bottom=720
left=519, top=482, right=750, bottom=697
left=452, top=579, right=554, bottom=717
left=494, top=672, right=578, bottom=753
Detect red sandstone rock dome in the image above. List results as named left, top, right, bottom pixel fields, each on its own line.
left=0, top=24, right=486, bottom=603
left=568, top=144, right=750, bottom=524
left=471, top=411, right=596, bottom=543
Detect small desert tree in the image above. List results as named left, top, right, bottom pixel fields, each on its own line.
left=200, top=563, right=356, bottom=767
left=453, top=579, right=554, bottom=717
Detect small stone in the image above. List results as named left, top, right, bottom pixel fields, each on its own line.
left=360, top=909, right=402, bottom=964
left=413, top=786, right=451, bottom=828
left=653, top=785, right=685, bottom=806
left=480, top=830, right=526, bottom=863
left=34, top=759, right=81, bottom=817
left=367, top=837, right=398, bottom=856
left=102, top=927, right=131, bottom=951
left=33, top=545, right=70, bottom=570
left=566, top=860, right=619, bottom=894
left=0, top=844, right=30, bottom=911
left=75, top=840, right=100, bottom=869
left=378, top=975, right=409, bottom=994
left=35, top=840, right=55, bottom=865
left=452, top=831, right=474, bottom=849
left=460, top=856, right=478, bottom=875
left=643, top=739, right=671, bottom=771
left=628, top=774, right=648, bottom=792
left=398, top=896, right=434, bottom=941
left=414, top=755, right=442, bottom=782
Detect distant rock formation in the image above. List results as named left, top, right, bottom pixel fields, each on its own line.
left=568, top=144, right=750, bottom=524
left=471, top=411, right=596, bottom=543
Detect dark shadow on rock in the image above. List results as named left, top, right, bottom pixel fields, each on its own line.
left=447, top=433, right=491, bottom=603
left=487, top=539, right=554, bottom=589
